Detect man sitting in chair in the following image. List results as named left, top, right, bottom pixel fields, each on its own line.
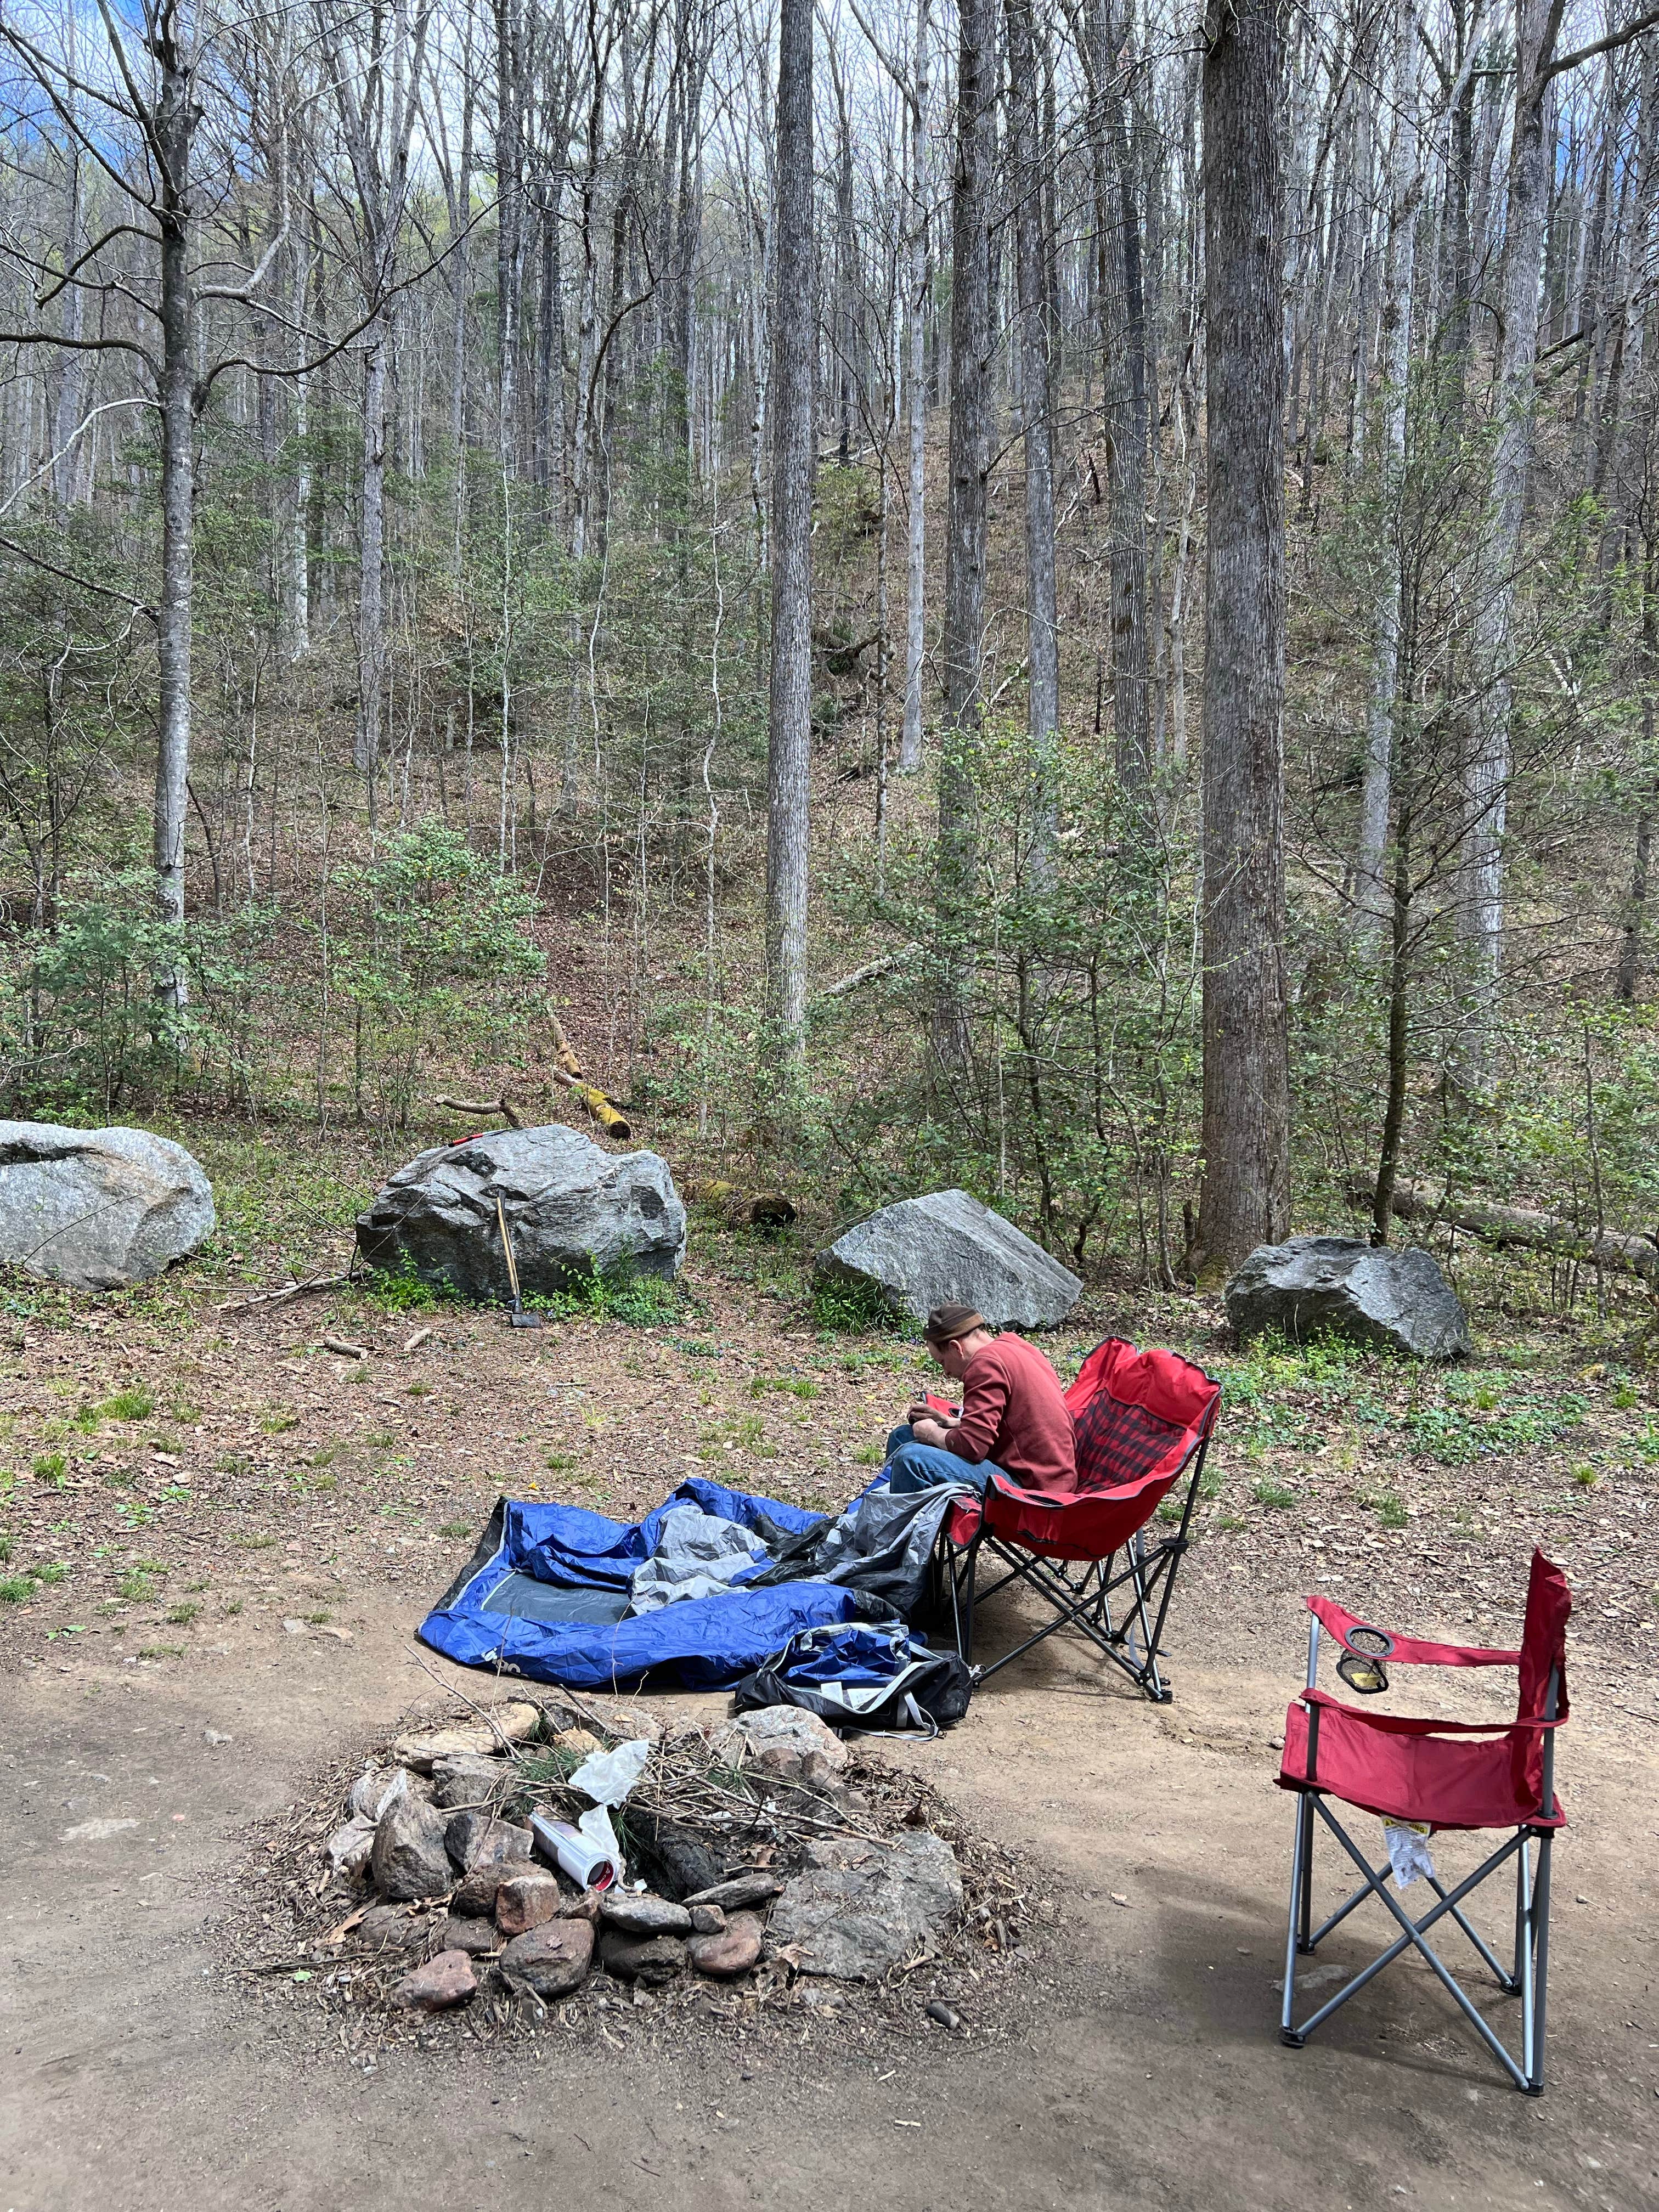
left=884, top=1304, right=1076, bottom=1497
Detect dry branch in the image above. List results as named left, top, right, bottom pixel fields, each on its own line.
left=431, top=1093, right=526, bottom=1129
left=216, top=1272, right=349, bottom=1313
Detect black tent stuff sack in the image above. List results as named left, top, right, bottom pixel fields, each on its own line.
left=731, top=1623, right=974, bottom=1737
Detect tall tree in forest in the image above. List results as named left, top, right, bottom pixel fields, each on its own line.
left=1193, top=0, right=1290, bottom=1273
left=1460, top=0, right=1659, bottom=1077
left=321, top=0, right=433, bottom=811
left=1006, top=0, right=1058, bottom=866
left=1353, top=0, right=1421, bottom=945
left=764, top=0, right=814, bottom=1058
left=935, top=0, right=996, bottom=1060
left=0, top=1, right=207, bottom=1000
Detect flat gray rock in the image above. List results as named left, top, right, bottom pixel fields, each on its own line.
left=816, top=1188, right=1081, bottom=1329
left=0, top=1120, right=213, bottom=1290
left=356, top=1125, right=685, bottom=1302
left=1225, top=1236, right=1471, bottom=1361
left=597, top=1892, right=692, bottom=1937
left=770, top=1832, right=962, bottom=1980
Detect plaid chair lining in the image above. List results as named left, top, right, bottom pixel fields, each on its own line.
left=1074, top=1392, right=1186, bottom=1490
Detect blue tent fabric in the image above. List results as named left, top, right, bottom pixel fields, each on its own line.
left=417, top=1478, right=895, bottom=1691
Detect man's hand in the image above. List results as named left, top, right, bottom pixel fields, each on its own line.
left=911, top=1416, right=950, bottom=1449
left=906, top=1400, right=947, bottom=1427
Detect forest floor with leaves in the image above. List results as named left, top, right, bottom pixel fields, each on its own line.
left=0, top=1113, right=1655, bottom=1706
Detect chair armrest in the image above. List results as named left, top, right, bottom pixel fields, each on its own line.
left=1307, top=1593, right=1521, bottom=1670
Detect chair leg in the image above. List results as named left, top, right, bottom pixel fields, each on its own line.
left=1282, top=1792, right=1313, bottom=2044
left=1526, top=1831, right=1553, bottom=2095
left=1297, top=1791, right=1316, bottom=1953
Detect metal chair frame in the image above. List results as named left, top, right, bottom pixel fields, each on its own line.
left=933, top=1426, right=1215, bottom=1703
left=1279, top=1610, right=1561, bottom=2095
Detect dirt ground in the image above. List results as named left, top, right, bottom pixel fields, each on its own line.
left=3, top=1581, right=1655, bottom=2212
left=2, top=1227, right=1657, bottom=2209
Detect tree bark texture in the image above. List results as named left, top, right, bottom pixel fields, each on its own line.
left=935, top=0, right=996, bottom=1060
left=764, top=0, right=814, bottom=1053
left=154, top=25, right=195, bottom=995
left=1195, top=0, right=1290, bottom=1274
left=1006, top=0, right=1058, bottom=869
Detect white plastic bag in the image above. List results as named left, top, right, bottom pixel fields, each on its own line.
left=1384, top=1819, right=1437, bottom=1889
left=568, top=1736, right=652, bottom=1806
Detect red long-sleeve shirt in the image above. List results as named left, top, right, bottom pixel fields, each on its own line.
left=945, top=1333, right=1076, bottom=1493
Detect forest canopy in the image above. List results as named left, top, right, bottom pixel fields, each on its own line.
left=0, top=0, right=1655, bottom=1306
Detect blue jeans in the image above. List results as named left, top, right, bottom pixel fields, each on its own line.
left=883, top=1424, right=996, bottom=1496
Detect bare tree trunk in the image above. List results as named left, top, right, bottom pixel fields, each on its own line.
left=1006, top=0, right=1057, bottom=867
left=764, top=0, right=814, bottom=1057
left=899, top=0, right=930, bottom=776
left=154, top=29, right=196, bottom=1002
left=495, top=0, right=525, bottom=475
left=1193, top=0, right=1290, bottom=1275
left=1458, top=0, right=1558, bottom=1083
left=1354, top=0, right=1420, bottom=946
left=357, top=313, right=388, bottom=802
left=1090, top=2, right=1152, bottom=804
left=935, top=0, right=996, bottom=1062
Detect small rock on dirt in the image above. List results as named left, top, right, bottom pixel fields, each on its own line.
left=926, top=1999, right=964, bottom=2031
left=495, top=1869, right=565, bottom=1937
left=547, top=1727, right=605, bottom=1759
left=689, top=1903, right=726, bottom=1935
left=599, top=1930, right=687, bottom=1984
left=393, top=1703, right=540, bottom=1772
left=370, top=1792, right=454, bottom=1903
left=597, top=1892, right=692, bottom=1937
left=688, top=1911, right=763, bottom=1978
left=324, top=1813, right=378, bottom=1879
left=581, top=1698, right=668, bottom=1747
left=352, top=1904, right=425, bottom=1954
left=430, top=1754, right=510, bottom=1812
left=439, top=1915, right=499, bottom=1959
left=769, top=1832, right=962, bottom=1980
left=499, top=1917, right=594, bottom=2000
left=351, top=1765, right=421, bottom=1822
left=392, top=1949, right=477, bottom=2011
left=709, top=1706, right=849, bottom=1790
left=683, top=1871, right=782, bottom=1912
left=445, top=1812, right=533, bottom=1877
left=202, top=1728, right=232, bottom=1747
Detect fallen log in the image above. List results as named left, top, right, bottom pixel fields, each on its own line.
left=1348, top=1176, right=1659, bottom=1282
left=542, top=1006, right=632, bottom=1140
left=684, top=1178, right=797, bottom=1228
left=815, top=947, right=917, bottom=1003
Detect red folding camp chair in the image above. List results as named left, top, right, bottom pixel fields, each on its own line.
left=933, top=1338, right=1221, bottom=1702
left=1277, top=1549, right=1570, bottom=2093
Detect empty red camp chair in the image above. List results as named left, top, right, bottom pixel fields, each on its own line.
left=933, top=1338, right=1221, bottom=1702
left=1277, top=1550, right=1570, bottom=2093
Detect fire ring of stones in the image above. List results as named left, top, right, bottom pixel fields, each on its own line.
left=229, top=1693, right=1060, bottom=2061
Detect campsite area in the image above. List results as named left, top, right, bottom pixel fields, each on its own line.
left=1, top=1131, right=1655, bottom=2212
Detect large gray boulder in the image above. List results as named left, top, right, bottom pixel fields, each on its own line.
left=356, top=1125, right=685, bottom=1301
left=815, top=1188, right=1081, bottom=1329
left=0, top=1120, right=214, bottom=1290
left=1225, top=1235, right=1471, bottom=1361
